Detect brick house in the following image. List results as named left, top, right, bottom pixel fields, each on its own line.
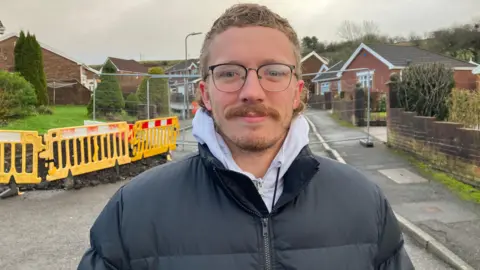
left=164, top=59, right=200, bottom=118
left=99, top=57, right=149, bottom=98
left=311, top=60, right=345, bottom=95
left=0, top=32, right=99, bottom=105
left=338, top=43, right=478, bottom=95
left=300, top=51, right=329, bottom=98
left=474, top=65, right=480, bottom=89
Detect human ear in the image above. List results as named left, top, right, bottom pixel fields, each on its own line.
left=293, top=79, right=305, bottom=109
left=199, top=81, right=212, bottom=111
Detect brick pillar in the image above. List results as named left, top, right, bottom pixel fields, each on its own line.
left=386, top=83, right=392, bottom=129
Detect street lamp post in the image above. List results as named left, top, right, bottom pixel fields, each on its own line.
left=184, top=32, right=202, bottom=120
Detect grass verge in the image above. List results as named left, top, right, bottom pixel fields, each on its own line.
left=328, top=113, right=356, bottom=128
left=3, top=106, right=87, bottom=134
left=2, top=106, right=137, bottom=134
left=391, top=148, right=480, bottom=204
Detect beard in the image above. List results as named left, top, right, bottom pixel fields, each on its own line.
left=216, top=125, right=287, bottom=152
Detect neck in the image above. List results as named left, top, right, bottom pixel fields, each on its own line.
left=224, top=133, right=287, bottom=178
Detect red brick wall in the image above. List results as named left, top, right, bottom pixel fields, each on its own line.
left=329, top=79, right=340, bottom=92
left=0, top=36, right=16, bottom=72
left=388, top=108, right=480, bottom=183
left=341, top=49, right=396, bottom=93
left=0, top=36, right=95, bottom=83
left=301, top=55, right=325, bottom=84
left=48, top=83, right=91, bottom=105
left=453, top=70, right=477, bottom=90
left=42, top=46, right=81, bottom=81
left=116, top=70, right=146, bottom=96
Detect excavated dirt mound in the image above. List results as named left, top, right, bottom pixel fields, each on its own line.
left=17, top=155, right=167, bottom=192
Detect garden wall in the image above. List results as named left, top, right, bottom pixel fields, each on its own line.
left=388, top=108, right=480, bottom=187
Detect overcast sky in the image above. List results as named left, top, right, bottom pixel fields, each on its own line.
left=1, top=0, right=479, bottom=65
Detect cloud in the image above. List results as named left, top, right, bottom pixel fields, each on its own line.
left=1, top=0, right=479, bottom=65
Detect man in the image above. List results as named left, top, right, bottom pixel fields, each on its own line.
left=78, top=3, right=413, bottom=269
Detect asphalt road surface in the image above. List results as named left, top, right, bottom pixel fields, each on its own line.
left=0, top=128, right=452, bottom=270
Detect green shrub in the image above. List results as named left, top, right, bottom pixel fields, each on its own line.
left=137, top=67, right=170, bottom=116
left=448, top=88, right=480, bottom=129
left=87, top=61, right=125, bottom=116
left=378, top=94, right=387, bottom=112
left=125, top=93, right=140, bottom=116
left=37, top=105, right=53, bottom=115
left=396, top=63, right=454, bottom=120
left=0, top=71, right=37, bottom=120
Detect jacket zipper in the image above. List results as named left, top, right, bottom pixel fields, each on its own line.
left=213, top=167, right=274, bottom=270
left=262, top=218, right=272, bottom=270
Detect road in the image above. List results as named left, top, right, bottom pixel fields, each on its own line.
left=0, top=128, right=452, bottom=270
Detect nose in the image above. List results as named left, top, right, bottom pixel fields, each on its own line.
left=237, top=69, right=266, bottom=103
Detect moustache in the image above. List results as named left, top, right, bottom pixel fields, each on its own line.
left=225, top=104, right=280, bottom=120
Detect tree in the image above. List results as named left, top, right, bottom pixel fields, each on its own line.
left=125, top=93, right=140, bottom=116
left=396, top=63, right=454, bottom=120
left=136, top=67, right=170, bottom=116
left=32, top=34, right=48, bottom=106
left=301, top=36, right=326, bottom=57
left=14, top=31, right=26, bottom=72
left=0, top=70, right=37, bottom=120
left=14, top=31, right=48, bottom=106
left=337, top=20, right=381, bottom=42
left=87, top=61, right=125, bottom=116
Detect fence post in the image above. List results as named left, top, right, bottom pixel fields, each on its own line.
left=147, top=78, right=150, bottom=120
left=360, top=72, right=374, bottom=147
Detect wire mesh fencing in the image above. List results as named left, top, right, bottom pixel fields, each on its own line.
left=303, top=68, right=383, bottom=149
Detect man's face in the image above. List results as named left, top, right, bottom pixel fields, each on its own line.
left=199, top=26, right=304, bottom=152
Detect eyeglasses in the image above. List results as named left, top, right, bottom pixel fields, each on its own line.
left=207, top=63, right=296, bottom=93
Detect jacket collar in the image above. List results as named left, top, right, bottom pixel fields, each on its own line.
left=198, top=143, right=320, bottom=217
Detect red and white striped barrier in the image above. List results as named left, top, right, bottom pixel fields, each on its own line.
left=140, top=118, right=174, bottom=129
left=61, top=123, right=122, bottom=139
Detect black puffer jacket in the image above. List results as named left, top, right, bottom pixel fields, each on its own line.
left=78, top=144, right=413, bottom=270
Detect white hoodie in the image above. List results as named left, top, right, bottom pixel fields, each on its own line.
left=192, top=108, right=310, bottom=212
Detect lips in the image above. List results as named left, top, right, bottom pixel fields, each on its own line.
left=244, top=111, right=267, bottom=117
left=225, top=104, right=280, bottom=121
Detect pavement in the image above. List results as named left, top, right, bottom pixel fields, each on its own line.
left=305, top=109, right=480, bottom=269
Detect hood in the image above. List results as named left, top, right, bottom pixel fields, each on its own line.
left=192, top=108, right=310, bottom=188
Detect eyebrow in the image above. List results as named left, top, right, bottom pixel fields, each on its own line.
left=217, top=58, right=291, bottom=67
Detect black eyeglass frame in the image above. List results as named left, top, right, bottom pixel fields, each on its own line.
left=204, top=63, right=298, bottom=93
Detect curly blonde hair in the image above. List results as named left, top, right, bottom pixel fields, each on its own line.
left=196, top=3, right=306, bottom=116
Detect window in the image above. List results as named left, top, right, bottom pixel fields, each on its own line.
left=337, top=80, right=342, bottom=93
left=356, top=71, right=374, bottom=89
left=321, top=82, right=330, bottom=94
